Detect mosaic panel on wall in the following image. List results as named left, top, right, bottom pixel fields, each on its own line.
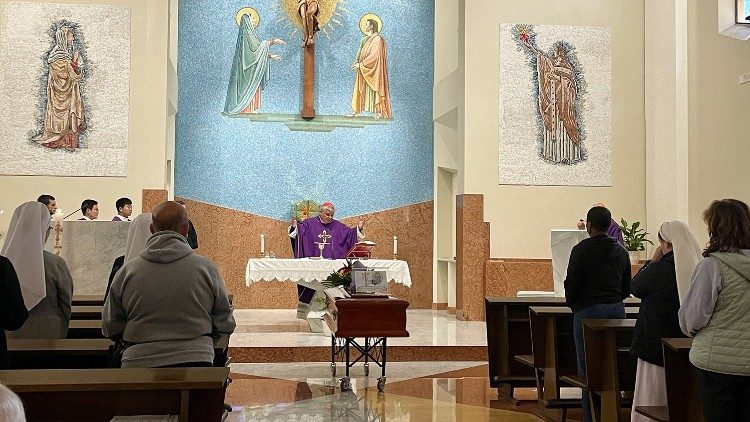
left=498, top=24, right=611, bottom=187
left=0, top=1, right=130, bottom=177
left=176, top=0, right=434, bottom=219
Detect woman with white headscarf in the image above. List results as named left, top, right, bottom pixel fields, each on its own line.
left=629, top=220, right=703, bottom=421
left=105, top=213, right=152, bottom=300
left=1, top=202, right=73, bottom=339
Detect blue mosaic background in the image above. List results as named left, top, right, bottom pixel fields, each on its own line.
left=175, top=0, right=434, bottom=219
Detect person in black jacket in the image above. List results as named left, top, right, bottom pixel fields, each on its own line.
left=630, top=220, right=702, bottom=422
left=564, top=205, right=631, bottom=422
left=176, top=200, right=198, bottom=249
left=0, top=256, right=29, bottom=369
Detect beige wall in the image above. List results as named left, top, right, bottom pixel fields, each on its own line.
left=0, top=0, right=170, bottom=232
left=687, top=0, right=750, bottom=246
left=462, top=0, right=647, bottom=258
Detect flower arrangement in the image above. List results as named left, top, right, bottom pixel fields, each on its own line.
left=323, top=259, right=353, bottom=290
left=620, top=218, right=653, bottom=252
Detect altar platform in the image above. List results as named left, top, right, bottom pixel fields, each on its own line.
left=227, top=309, right=486, bottom=363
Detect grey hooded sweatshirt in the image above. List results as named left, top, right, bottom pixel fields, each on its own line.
left=103, top=231, right=236, bottom=368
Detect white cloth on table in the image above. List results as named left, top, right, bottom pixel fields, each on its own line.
left=631, top=358, right=668, bottom=422
left=245, top=258, right=412, bottom=287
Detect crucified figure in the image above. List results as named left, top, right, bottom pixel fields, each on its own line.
left=298, top=0, right=319, bottom=47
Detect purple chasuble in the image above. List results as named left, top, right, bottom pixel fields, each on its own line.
left=295, top=217, right=358, bottom=259
left=607, top=218, right=624, bottom=246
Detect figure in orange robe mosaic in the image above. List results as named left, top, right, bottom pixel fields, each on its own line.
left=349, top=18, right=392, bottom=120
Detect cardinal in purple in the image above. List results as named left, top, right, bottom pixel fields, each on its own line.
left=289, top=202, right=365, bottom=259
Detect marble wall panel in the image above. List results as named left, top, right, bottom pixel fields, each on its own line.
left=44, top=221, right=129, bottom=294
left=456, top=194, right=489, bottom=321
left=484, top=258, right=645, bottom=298
left=176, top=198, right=433, bottom=309
left=141, top=189, right=168, bottom=212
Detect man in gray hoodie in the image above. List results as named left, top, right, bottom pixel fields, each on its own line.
left=103, top=201, right=235, bottom=368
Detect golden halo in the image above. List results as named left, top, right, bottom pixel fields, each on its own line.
left=283, top=0, right=340, bottom=29
left=359, top=13, right=382, bottom=34
left=236, top=7, right=260, bottom=27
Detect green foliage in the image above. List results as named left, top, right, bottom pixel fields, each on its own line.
left=322, top=259, right=353, bottom=289
left=619, top=218, right=653, bottom=252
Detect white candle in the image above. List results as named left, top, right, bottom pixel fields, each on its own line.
left=260, top=234, right=265, bottom=255
left=393, top=236, right=398, bottom=255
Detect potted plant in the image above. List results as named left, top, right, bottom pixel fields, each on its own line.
left=620, top=218, right=653, bottom=264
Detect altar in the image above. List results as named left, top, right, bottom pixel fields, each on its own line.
left=245, top=258, right=412, bottom=333
left=245, top=258, right=412, bottom=287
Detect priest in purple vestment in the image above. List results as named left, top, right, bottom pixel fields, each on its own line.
left=289, top=202, right=365, bottom=259
left=576, top=203, right=624, bottom=245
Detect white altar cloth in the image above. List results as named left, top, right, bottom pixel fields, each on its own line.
left=245, top=258, right=412, bottom=287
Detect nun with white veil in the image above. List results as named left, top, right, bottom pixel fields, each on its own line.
left=2, top=202, right=74, bottom=339
left=629, top=220, right=703, bottom=421
left=105, top=213, right=152, bottom=300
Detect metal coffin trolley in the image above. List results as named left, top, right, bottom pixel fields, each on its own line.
left=323, top=291, right=409, bottom=392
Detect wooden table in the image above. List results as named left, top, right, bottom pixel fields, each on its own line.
left=7, top=338, right=113, bottom=369
left=583, top=319, right=637, bottom=422
left=0, top=367, right=229, bottom=421
left=324, top=294, right=409, bottom=392
left=71, top=305, right=103, bottom=320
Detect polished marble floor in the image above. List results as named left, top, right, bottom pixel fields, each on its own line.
left=229, top=309, right=487, bottom=348
left=225, top=362, right=551, bottom=421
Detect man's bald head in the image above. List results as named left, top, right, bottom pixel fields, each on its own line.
left=150, top=201, right=190, bottom=236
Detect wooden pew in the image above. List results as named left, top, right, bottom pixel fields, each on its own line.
left=582, top=319, right=637, bottom=422
left=72, top=295, right=105, bottom=306
left=0, top=367, right=229, bottom=421
left=7, top=339, right=114, bottom=369
left=67, top=320, right=105, bottom=339
left=528, top=306, right=639, bottom=417
left=634, top=338, right=702, bottom=422
left=71, top=305, right=103, bottom=320
left=485, top=296, right=569, bottom=402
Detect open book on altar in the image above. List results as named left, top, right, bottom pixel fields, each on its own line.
left=346, top=241, right=376, bottom=258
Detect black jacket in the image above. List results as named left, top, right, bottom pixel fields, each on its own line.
left=0, top=256, right=29, bottom=369
left=187, top=220, right=198, bottom=250
left=630, top=252, right=686, bottom=366
left=564, top=234, right=632, bottom=313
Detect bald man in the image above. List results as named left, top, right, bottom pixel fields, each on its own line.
left=103, top=201, right=235, bottom=368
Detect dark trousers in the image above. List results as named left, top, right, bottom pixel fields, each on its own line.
left=698, top=368, right=750, bottom=422
left=573, top=302, right=626, bottom=422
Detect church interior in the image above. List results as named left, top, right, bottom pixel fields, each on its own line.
left=1, top=0, right=749, bottom=421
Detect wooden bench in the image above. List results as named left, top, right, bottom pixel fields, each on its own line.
left=485, top=296, right=569, bottom=402
left=72, top=295, right=105, bottom=306
left=528, top=306, right=639, bottom=420
left=583, top=319, right=637, bottom=422
left=7, top=339, right=114, bottom=369
left=71, top=305, right=103, bottom=320
left=0, top=367, right=229, bottom=421
left=67, top=320, right=105, bottom=339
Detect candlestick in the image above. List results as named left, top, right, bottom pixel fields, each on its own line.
left=393, top=235, right=398, bottom=260
left=260, top=234, right=265, bottom=257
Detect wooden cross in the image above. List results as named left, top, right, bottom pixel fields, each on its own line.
left=299, top=0, right=319, bottom=120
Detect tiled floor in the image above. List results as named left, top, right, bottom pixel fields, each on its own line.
left=225, top=362, right=549, bottom=421
left=229, top=309, right=488, bottom=348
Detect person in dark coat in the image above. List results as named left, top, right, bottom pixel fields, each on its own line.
left=630, top=220, right=702, bottom=421
left=0, top=256, right=29, bottom=369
